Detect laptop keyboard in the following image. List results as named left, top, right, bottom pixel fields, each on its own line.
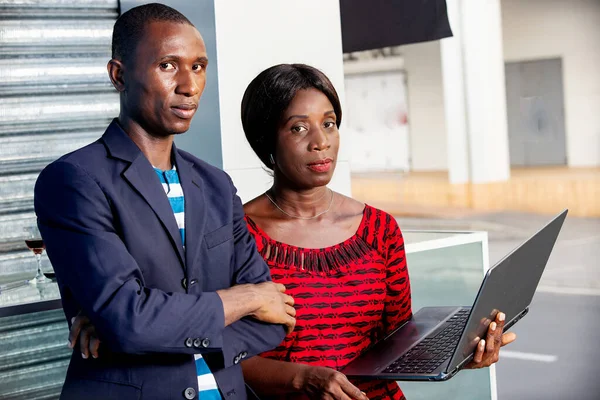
left=382, top=308, right=470, bottom=375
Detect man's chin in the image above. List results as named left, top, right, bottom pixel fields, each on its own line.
left=168, top=122, right=192, bottom=135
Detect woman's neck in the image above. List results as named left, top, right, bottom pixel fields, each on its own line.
left=268, top=183, right=331, bottom=219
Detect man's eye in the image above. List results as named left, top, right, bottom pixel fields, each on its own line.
left=192, top=64, right=205, bottom=71
left=160, top=62, right=175, bottom=70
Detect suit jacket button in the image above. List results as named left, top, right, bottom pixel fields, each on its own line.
left=241, top=351, right=248, bottom=359
left=183, top=387, right=196, bottom=399
left=193, top=338, right=202, bottom=348
left=189, top=279, right=198, bottom=286
left=233, top=355, right=240, bottom=364
left=181, top=278, right=188, bottom=289
left=201, top=338, right=210, bottom=348
left=184, top=338, right=194, bottom=348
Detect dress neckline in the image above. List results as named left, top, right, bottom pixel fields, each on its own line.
left=245, top=204, right=370, bottom=251
left=245, top=205, right=376, bottom=275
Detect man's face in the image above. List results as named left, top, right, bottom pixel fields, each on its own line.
left=121, top=21, right=207, bottom=137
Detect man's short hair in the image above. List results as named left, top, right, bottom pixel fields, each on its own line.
left=112, top=3, right=194, bottom=64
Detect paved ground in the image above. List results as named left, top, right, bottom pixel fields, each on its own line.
left=398, top=211, right=600, bottom=291
left=496, top=292, right=600, bottom=400
left=397, top=210, right=600, bottom=399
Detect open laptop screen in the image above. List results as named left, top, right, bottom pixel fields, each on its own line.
left=446, top=210, right=567, bottom=373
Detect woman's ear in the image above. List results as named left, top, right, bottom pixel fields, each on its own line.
left=107, top=59, right=126, bottom=92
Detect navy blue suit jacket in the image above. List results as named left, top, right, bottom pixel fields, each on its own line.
left=34, top=120, right=285, bottom=399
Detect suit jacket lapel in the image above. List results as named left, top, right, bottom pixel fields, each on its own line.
left=102, top=120, right=186, bottom=268
left=173, top=148, right=206, bottom=271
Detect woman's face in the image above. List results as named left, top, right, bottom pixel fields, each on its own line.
left=273, top=88, right=340, bottom=189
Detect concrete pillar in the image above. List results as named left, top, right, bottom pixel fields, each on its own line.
left=441, top=0, right=510, bottom=184
left=213, top=0, right=352, bottom=202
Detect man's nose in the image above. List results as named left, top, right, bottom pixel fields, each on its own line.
left=176, top=70, right=202, bottom=97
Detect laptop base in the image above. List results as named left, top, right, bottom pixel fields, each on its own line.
left=342, top=306, right=468, bottom=381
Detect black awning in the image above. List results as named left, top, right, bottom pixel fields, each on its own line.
left=340, top=0, right=453, bottom=53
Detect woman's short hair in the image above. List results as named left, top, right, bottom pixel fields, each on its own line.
left=241, top=64, right=342, bottom=170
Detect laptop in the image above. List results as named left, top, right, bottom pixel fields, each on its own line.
left=341, top=209, right=568, bottom=381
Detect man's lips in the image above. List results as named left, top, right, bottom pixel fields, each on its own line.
left=171, top=104, right=197, bottom=119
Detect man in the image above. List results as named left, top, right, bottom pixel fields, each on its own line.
left=34, top=4, right=295, bottom=399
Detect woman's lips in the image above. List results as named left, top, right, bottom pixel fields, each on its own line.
left=307, top=159, right=333, bottom=173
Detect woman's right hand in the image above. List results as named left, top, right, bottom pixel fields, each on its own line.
left=293, top=365, right=369, bottom=400
left=68, top=312, right=101, bottom=359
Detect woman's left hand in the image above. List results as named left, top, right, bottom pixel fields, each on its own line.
left=465, top=311, right=517, bottom=369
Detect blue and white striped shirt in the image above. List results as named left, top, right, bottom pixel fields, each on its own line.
left=154, top=166, right=185, bottom=245
left=154, top=165, right=221, bottom=399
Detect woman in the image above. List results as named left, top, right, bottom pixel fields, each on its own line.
left=70, top=64, right=515, bottom=400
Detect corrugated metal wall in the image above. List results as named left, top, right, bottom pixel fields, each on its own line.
left=0, top=0, right=119, bottom=283
left=0, top=1, right=119, bottom=398
left=0, top=310, right=69, bottom=399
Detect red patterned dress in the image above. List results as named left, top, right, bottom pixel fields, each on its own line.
left=245, top=205, right=412, bottom=400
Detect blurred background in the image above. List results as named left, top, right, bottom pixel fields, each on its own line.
left=0, top=0, right=598, bottom=399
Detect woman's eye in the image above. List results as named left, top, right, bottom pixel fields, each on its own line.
left=291, top=126, right=307, bottom=133
left=324, top=121, right=336, bottom=129
left=160, top=62, right=175, bottom=70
